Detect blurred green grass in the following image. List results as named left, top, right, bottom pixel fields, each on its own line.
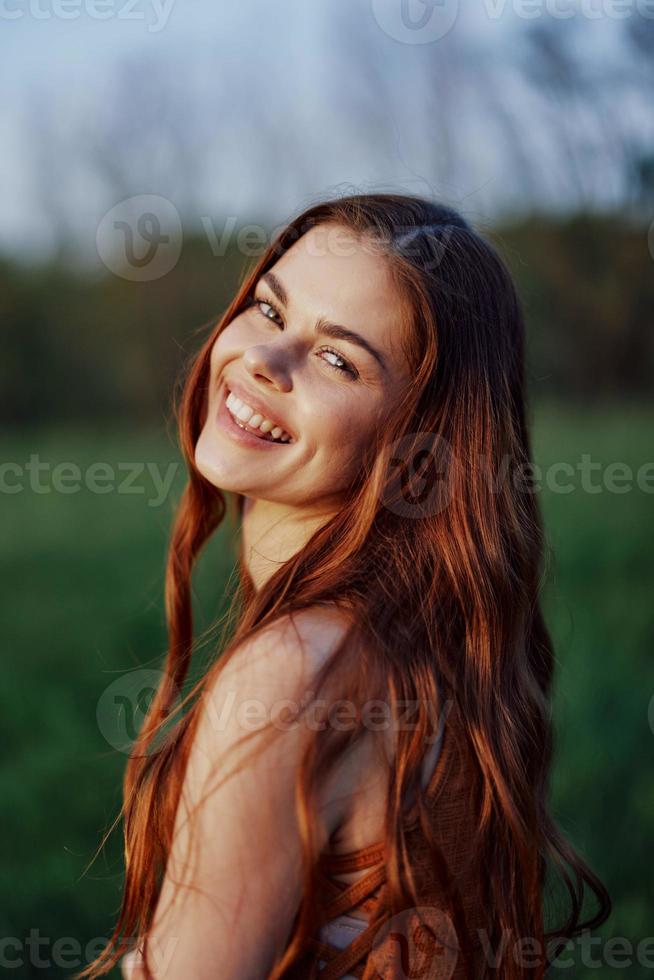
left=1, top=402, right=653, bottom=977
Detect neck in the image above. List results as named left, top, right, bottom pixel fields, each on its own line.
left=240, top=496, right=337, bottom=593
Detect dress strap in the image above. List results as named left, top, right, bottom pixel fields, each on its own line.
left=309, top=900, right=456, bottom=980
left=318, top=840, right=386, bottom=875
left=306, top=917, right=383, bottom=980
left=301, top=860, right=388, bottom=979
left=322, top=863, right=387, bottom=919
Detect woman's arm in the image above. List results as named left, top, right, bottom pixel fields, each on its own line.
left=126, top=608, right=357, bottom=980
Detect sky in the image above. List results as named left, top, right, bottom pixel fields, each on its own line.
left=0, top=0, right=649, bottom=260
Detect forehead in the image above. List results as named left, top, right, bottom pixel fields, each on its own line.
left=268, top=223, right=410, bottom=378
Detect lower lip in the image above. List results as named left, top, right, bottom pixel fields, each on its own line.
left=216, top=387, right=294, bottom=449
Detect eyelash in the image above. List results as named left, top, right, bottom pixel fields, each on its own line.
left=247, top=294, right=359, bottom=380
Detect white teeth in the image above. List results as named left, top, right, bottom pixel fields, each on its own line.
left=225, top=390, right=293, bottom=443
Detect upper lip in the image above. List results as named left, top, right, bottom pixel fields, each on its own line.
left=223, top=378, right=296, bottom=441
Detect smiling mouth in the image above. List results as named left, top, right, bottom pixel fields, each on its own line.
left=224, top=387, right=295, bottom=444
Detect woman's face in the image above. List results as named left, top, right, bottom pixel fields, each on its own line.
left=195, top=222, right=412, bottom=510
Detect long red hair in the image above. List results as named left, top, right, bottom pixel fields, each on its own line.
left=76, top=193, right=611, bottom=979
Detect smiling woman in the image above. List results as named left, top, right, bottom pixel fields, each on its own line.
left=75, top=193, right=611, bottom=980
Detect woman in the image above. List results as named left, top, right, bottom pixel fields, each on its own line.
left=77, top=193, right=611, bottom=979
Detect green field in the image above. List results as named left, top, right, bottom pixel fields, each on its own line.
left=2, top=403, right=653, bottom=977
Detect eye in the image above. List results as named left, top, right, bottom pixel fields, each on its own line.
left=248, top=294, right=359, bottom=380
left=317, top=347, right=358, bottom=379
left=250, top=296, right=283, bottom=325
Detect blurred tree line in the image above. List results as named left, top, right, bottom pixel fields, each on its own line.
left=2, top=210, right=652, bottom=428
left=4, top=16, right=652, bottom=428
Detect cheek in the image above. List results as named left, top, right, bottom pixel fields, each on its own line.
left=209, top=326, right=234, bottom=372
left=208, top=337, right=221, bottom=379
left=314, top=399, right=379, bottom=461
left=209, top=316, right=250, bottom=372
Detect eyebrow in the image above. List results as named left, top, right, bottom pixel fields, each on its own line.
left=260, top=271, right=389, bottom=374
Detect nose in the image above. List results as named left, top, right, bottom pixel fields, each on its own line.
left=242, top=344, right=293, bottom=391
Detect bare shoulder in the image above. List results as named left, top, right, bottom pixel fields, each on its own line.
left=193, top=604, right=370, bottom=837
left=211, top=604, right=390, bottom=841
left=217, top=602, right=357, bottom=695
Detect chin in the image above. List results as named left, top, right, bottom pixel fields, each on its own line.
left=194, top=430, right=235, bottom=492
